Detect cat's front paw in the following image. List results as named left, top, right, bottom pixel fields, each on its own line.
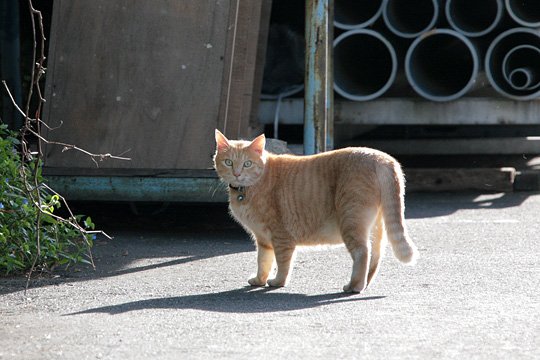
left=343, top=283, right=365, bottom=294
left=248, top=277, right=266, bottom=287
left=267, top=278, right=286, bottom=287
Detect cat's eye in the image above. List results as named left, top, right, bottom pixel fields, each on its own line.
left=224, top=159, right=233, bottom=166
left=243, top=160, right=252, bottom=168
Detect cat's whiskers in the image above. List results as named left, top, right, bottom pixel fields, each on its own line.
left=210, top=180, right=228, bottom=199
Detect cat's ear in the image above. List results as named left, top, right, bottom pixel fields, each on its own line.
left=215, top=129, right=230, bottom=152
left=248, top=134, right=266, bottom=156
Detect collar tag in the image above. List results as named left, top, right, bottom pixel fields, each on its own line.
left=229, top=184, right=246, bottom=201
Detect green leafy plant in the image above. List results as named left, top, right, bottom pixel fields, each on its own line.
left=0, top=124, right=95, bottom=275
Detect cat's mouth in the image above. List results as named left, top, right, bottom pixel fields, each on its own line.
left=223, top=175, right=243, bottom=187
left=227, top=176, right=255, bottom=188
left=229, top=179, right=248, bottom=187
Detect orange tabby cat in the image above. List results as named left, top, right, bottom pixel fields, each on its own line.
left=214, top=129, right=418, bottom=293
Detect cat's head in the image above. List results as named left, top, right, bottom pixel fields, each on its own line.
left=213, top=129, right=267, bottom=187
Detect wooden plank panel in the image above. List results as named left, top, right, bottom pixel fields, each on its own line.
left=346, top=137, right=540, bottom=155
left=217, top=0, right=270, bottom=140
left=405, top=168, right=516, bottom=193
left=249, top=0, right=273, bottom=131
left=43, top=0, right=231, bottom=170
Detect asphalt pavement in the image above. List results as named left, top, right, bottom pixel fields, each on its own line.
left=1, top=191, right=539, bottom=359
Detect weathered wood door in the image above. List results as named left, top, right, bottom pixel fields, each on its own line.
left=43, top=0, right=268, bottom=174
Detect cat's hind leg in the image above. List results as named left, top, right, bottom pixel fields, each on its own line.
left=367, top=209, right=386, bottom=287
left=341, top=205, right=378, bottom=293
left=267, top=243, right=296, bottom=287
left=248, top=242, right=275, bottom=286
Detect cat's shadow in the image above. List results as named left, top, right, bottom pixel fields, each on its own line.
left=68, top=286, right=385, bottom=315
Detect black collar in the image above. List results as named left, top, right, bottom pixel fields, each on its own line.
left=228, top=184, right=244, bottom=192
left=228, top=184, right=247, bottom=201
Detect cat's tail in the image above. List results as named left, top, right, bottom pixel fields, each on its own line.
left=377, top=161, right=418, bottom=264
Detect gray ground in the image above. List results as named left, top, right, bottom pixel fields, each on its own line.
left=1, top=192, right=539, bottom=360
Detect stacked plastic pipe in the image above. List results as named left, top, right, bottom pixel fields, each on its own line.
left=332, top=0, right=540, bottom=101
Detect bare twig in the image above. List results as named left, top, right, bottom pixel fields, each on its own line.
left=1, top=80, right=37, bottom=121
left=41, top=182, right=112, bottom=240
left=23, top=0, right=43, bottom=290
left=0, top=209, right=17, bottom=214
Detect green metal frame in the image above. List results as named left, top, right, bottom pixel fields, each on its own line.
left=46, top=176, right=227, bottom=202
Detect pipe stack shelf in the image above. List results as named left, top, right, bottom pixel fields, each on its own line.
left=263, top=0, right=540, bottom=138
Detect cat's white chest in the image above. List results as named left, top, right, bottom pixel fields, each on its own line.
left=230, top=202, right=271, bottom=240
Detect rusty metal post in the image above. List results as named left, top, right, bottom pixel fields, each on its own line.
left=304, top=0, right=334, bottom=155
